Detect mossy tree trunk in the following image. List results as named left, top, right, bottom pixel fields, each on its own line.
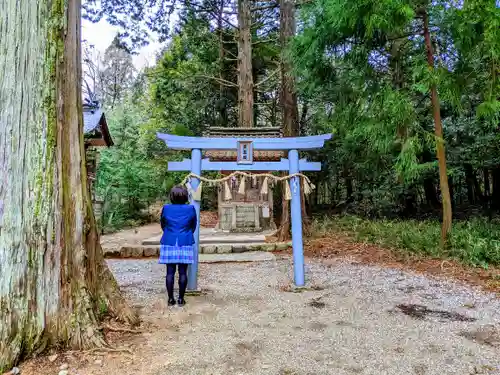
left=0, top=0, right=137, bottom=371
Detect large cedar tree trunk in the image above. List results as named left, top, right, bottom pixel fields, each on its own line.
left=277, top=0, right=310, bottom=241
left=217, top=0, right=229, bottom=127
left=237, top=0, right=254, bottom=128
left=422, top=10, right=452, bottom=246
left=0, top=0, right=137, bottom=371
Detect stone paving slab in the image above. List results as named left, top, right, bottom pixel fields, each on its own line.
left=142, top=228, right=273, bottom=246
left=199, top=251, right=276, bottom=263
left=104, top=242, right=291, bottom=258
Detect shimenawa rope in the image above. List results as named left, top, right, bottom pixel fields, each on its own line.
left=182, top=171, right=315, bottom=201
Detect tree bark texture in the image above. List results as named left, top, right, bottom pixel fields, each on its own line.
left=0, top=0, right=137, bottom=371
left=277, top=0, right=310, bottom=241
left=217, top=0, right=229, bottom=127
left=492, top=167, right=500, bottom=209
left=237, top=0, right=254, bottom=128
left=422, top=10, right=452, bottom=246
left=279, top=0, right=299, bottom=137
left=483, top=168, right=490, bottom=198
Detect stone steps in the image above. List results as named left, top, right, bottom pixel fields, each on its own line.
left=142, top=232, right=269, bottom=246
left=103, top=241, right=291, bottom=259
left=200, top=252, right=275, bottom=263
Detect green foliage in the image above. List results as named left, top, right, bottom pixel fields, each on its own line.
left=89, top=0, right=500, bottom=249
left=293, top=0, right=500, bottom=217
left=93, top=13, right=245, bottom=231
left=97, top=298, right=109, bottom=319
left=314, top=215, right=500, bottom=267
left=146, top=32, right=219, bottom=137
left=95, top=100, right=176, bottom=232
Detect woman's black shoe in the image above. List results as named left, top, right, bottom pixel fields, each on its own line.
left=168, top=298, right=176, bottom=306
left=177, top=298, right=186, bottom=306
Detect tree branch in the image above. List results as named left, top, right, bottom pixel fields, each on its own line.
left=186, top=3, right=238, bottom=28
left=215, top=14, right=238, bottom=29
left=295, top=0, right=314, bottom=8
left=255, top=69, right=280, bottom=87
left=252, top=3, right=278, bottom=11
left=253, top=38, right=278, bottom=45
left=196, top=75, right=238, bottom=87
left=386, top=31, right=422, bottom=42
left=252, top=20, right=279, bottom=29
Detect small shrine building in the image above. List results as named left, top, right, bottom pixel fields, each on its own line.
left=204, top=126, right=283, bottom=232
left=83, top=101, right=113, bottom=220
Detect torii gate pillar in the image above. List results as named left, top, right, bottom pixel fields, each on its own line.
left=288, top=149, right=305, bottom=286
left=188, top=149, right=202, bottom=290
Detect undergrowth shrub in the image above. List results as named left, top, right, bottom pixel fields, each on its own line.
left=313, top=215, right=500, bottom=267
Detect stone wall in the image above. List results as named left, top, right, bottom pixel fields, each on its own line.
left=103, top=241, right=291, bottom=258
left=236, top=204, right=256, bottom=228
left=217, top=175, right=276, bottom=232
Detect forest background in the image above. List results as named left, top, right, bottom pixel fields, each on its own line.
left=4, top=1, right=500, bottom=371
left=83, top=0, right=500, bottom=268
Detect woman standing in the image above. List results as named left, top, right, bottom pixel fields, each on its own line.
left=159, top=185, right=197, bottom=306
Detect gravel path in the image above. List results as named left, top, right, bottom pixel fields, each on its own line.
left=95, top=256, right=500, bottom=375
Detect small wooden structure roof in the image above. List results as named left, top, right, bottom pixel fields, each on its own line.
left=204, top=126, right=282, bottom=138
left=203, top=126, right=284, bottom=161
left=83, top=102, right=113, bottom=147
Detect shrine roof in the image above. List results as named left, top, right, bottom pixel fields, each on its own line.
left=204, top=150, right=285, bottom=161
left=204, top=126, right=282, bottom=138
left=83, top=102, right=113, bottom=147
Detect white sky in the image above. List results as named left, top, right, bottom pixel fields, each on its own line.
left=82, top=19, right=162, bottom=70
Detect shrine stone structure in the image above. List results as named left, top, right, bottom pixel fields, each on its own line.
left=204, top=127, right=283, bottom=233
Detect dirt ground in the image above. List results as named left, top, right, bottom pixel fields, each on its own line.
left=303, top=234, right=500, bottom=295
left=99, top=223, right=162, bottom=251
left=16, top=224, right=500, bottom=375
left=99, top=211, right=218, bottom=252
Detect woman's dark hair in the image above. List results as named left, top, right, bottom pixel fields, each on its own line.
left=169, top=185, right=189, bottom=204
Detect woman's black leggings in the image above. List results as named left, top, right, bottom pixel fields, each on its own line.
left=166, top=264, right=188, bottom=300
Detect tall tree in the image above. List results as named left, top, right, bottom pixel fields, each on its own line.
left=0, top=0, right=137, bottom=371
left=100, top=35, right=136, bottom=108
left=291, top=0, right=483, bottom=234
left=82, top=41, right=103, bottom=103
left=279, top=0, right=298, bottom=137
left=216, top=0, right=229, bottom=126
left=421, top=7, right=452, bottom=245
left=277, top=0, right=300, bottom=240
left=275, top=0, right=311, bottom=240
left=84, top=0, right=285, bottom=128
left=237, top=0, right=254, bottom=127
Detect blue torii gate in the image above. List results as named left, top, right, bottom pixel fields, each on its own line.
left=157, top=132, right=332, bottom=289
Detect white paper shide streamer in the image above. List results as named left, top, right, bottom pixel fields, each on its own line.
left=237, top=176, right=246, bottom=195
left=182, top=171, right=316, bottom=203
left=186, top=179, right=203, bottom=201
